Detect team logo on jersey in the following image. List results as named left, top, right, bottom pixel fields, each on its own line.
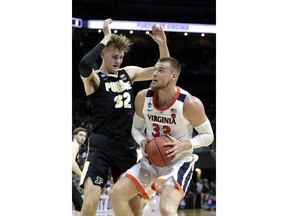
left=100, top=73, right=106, bottom=78
left=171, top=108, right=177, bottom=113
left=94, top=176, right=104, bottom=185
left=147, top=102, right=153, bottom=111
left=171, top=113, right=176, bottom=119
left=120, top=74, right=127, bottom=81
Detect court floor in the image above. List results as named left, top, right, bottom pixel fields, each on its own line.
left=88, top=209, right=216, bottom=216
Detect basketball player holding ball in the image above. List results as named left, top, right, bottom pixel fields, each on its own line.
left=109, top=57, right=214, bottom=216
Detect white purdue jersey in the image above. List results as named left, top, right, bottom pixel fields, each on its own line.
left=142, top=87, right=194, bottom=160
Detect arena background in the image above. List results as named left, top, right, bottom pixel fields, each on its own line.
left=72, top=0, right=216, bottom=215
left=72, top=1, right=216, bottom=180
left=1, top=0, right=288, bottom=215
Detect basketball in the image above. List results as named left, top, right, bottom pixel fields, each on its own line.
left=145, top=136, right=174, bottom=167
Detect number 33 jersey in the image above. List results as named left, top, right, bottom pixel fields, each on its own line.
left=143, top=87, right=193, bottom=143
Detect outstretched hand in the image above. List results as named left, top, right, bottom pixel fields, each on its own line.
left=102, top=18, right=112, bottom=37
left=149, top=24, right=167, bottom=45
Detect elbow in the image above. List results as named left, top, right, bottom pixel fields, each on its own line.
left=78, top=60, right=92, bottom=78
left=204, top=133, right=214, bottom=147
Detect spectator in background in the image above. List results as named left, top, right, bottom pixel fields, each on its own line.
left=72, top=127, right=88, bottom=216
left=201, top=178, right=210, bottom=209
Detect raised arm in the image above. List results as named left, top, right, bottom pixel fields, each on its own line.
left=127, top=25, right=170, bottom=82
left=149, top=25, right=170, bottom=58
left=78, top=18, right=112, bottom=95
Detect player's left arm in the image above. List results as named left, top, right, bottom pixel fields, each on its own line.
left=166, top=95, right=214, bottom=159
left=126, top=25, right=170, bottom=83
left=184, top=95, right=214, bottom=149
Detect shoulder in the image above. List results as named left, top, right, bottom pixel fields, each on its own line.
left=136, top=88, right=149, bottom=100
left=182, top=92, right=207, bottom=123
left=184, top=94, right=204, bottom=110
left=72, top=141, right=81, bottom=148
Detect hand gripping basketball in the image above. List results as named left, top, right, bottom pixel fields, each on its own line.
left=145, top=136, right=174, bottom=167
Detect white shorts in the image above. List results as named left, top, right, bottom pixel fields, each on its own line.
left=123, top=154, right=198, bottom=200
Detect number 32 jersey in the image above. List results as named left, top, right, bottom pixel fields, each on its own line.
left=88, top=69, right=134, bottom=136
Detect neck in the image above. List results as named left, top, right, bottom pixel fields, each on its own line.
left=99, top=65, right=118, bottom=77
left=156, top=86, right=177, bottom=108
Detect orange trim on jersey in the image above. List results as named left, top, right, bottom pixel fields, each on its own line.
left=175, top=181, right=185, bottom=198
left=151, top=178, right=185, bottom=198
left=126, top=173, right=150, bottom=200
left=151, top=178, right=164, bottom=194
left=152, top=86, right=181, bottom=111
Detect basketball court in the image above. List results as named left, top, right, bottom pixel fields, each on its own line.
left=73, top=209, right=216, bottom=216
left=92, top=209, right=216, bottom=216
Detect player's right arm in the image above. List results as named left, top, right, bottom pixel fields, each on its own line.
left=131, top=89, right=150, bottom=160
left=78, top=18, right=112, bottom=95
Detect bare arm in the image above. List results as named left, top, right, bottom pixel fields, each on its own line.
left=183, top=95, right=214, bottom=149
left=79, top=18, right=112, bottom=95
left=165, top=95, right=214, bottom=159
left=127, top=25, right=170, bottom=82
left=72, top=141, right=82, bottom=177
left=149, top=25, right=170, bottom=58
left=131, top=90, right=150, bottom=161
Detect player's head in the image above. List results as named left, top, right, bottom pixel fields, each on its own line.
left=150, top=57, right=181, bottom=90
left=101, top=34, right=133, bottom=73
left=106, top=34, right=132, bottom=53
left=73, top=127, right=88, bottom=145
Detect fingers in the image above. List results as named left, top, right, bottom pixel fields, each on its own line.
left=105, top=18, right=112, bottom=24
left=151, top=24, right=163, bottom=33
left=103, top=18, right=112, bottom=28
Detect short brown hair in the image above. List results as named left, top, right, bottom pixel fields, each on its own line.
left=106, top=34, right=133, bottom=54
left=73, top=127, right=88, bottom=136
left=158, top=57, right=181, bottom=75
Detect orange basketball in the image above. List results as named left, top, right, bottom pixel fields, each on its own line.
left=145, top=136, right=174, bottom=167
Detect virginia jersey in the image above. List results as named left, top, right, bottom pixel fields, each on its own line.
left=143, top=87, right=193, bottom=142
left=88, top=69, right=134, bottom=136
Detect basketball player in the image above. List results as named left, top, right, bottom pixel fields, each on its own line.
left=78, top=18, right=169, bottom=216
left=72, top=127, right=88, bottom=216
left=109, top=57, right=214, bottom=216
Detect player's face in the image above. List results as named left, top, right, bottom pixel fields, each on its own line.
left=150, top=61, right=173, bottom=90
left=75, top=131, right=87, bottom=145
left=102, top=47, right=124, bottom=74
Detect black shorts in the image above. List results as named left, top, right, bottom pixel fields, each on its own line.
left=72, top=180, right=83, bottom=211
left=80, top=133, right=138, bottom=188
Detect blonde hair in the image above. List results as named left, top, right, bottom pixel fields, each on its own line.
left=106, top=34, right=133, bottom=53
